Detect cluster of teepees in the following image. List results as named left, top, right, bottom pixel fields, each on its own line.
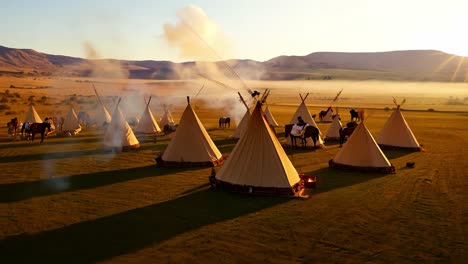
left=23, top=104, right=42, bottom=123
left=103, top=98, right=140, bottom=151
left=232, top=92, right=251, bottom=139
left=93, top=86, right=112, bottom=129
left=61, top=105, right=81, bottom=135
left=134, top=97, right=161, bottom=134
left=156, top=96, right=225, bottom=167
left=286, top=93, right=325, bottom=148
left=216, top=91, right=304, bottom=196
left=329, top=111, right=395, bottom=173
left=376, top=98, right=421, bottom=150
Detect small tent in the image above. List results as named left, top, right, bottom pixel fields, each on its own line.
left=264, top=105, right=279, bottom=127
left=286, top=93, right=325, bottom=147
left=325, top=113, right=342, bottom=141
left=159, top=105, right=175, bottom=128
left=61, top=105, right=81, bottom=135
left=23, top=104, right=42, bottom=123
left=103, top=99, right=140, bottom=151
left=329, top=112, right=395, bottom=173
left=93, top=86, right=112, bottom=128
left=376, top=99, right=420, bottom=150
left=157, top=97, right=224, bottom=167
left=216, top=99, right=303, bottom=195
left=134, top=97, right=161, bottom=134
left=232, top=92, right=251, bottom=139
left=320, top=89, right=342, bottom=123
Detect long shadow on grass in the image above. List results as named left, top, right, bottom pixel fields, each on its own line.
left=382, top=148, right=417, bottom=159
left=0, top=148, right=113, bottom=164
left=307, top=167, right=387, bottom=195
left=0, top=188, right=289, bottom=263
left=0, top=136, right=101, bottom=149
left=0, top=165, right=194, bottom=203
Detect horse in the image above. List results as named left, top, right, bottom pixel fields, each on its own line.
left=339, top=121, right=358, bottom=146
left=77, top=111, right=91, bottom=129
left=319, top=107, right=333, bottom=122
left=7, top=117, right=19, bottom=135
left=285, top=124, right=320, bottom=150
left=350, top=109, right=360, bottom=121
left=218, top=117, right=231, bottom=128
left=29, top=122, right=51, bottom=143
left=163, top=123, right=178, bottom=135
left=52, top=116, right=64, bottom=132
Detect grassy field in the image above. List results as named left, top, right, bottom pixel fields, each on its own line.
left=0, top=80, right=467, bottom=263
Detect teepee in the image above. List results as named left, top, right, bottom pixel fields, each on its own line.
left=23, top=104, right=42, bottom=123
left=232, top=92, right=251, bottom=139
left=159, top=104, right=175, bottom=128
left=376, top=99, right=420, bottom=150
left=287, top=93, right=325, bottom=147
left=325, top=113, right=342, bottom=141
left=134, top=97, right=161, bottom=134
left=61, top=105, right=81, bottom=135
left=264, top=105, right=279, bottom=127
left=216, top=94, right=303, bottom=195
left=329, top=112, right=395, bottom=173
left=103, top=98, right=140, bottom=150
left=93, top=86, right=112, bottom=128
left=157, top=96, right=224, bottom=167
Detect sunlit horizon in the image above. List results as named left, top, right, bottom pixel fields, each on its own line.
left=1, top=0, right=467, bottom=62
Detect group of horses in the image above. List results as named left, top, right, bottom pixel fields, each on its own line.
left=7, top=117, right=52, bottom=143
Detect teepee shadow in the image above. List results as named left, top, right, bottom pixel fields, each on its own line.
left=0, top=165, right=199, bottom=203
left=305, top=167, right=387, bottom=195
left=0, top=189, right=289, bottom=263
left=382, top=148, right=417, bottom=159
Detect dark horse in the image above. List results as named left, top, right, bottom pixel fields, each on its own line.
left=339, top=121, right=358, bottom=146
left=319, top=107, right=333, bottom=122
left=29, top=122, right=51, bottom=143
left=7, top=117, right=19, bottom=135
left=163, top=123, right=178, bottom=135
left=350, top=109, right=360, bottom=121
left=218, top=117, right=231, bottom=128
left=285, top=124, right=320, bottom=150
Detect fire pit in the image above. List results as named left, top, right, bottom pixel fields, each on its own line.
left=299, top=174, right=317, bottom=188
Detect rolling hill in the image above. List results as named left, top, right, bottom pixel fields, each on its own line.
left=0, top=45, right=466, bottom=81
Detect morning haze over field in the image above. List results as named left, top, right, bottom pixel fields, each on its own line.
left=0, top=1, right=467, bottom=263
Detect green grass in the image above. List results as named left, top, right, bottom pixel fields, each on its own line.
left=0, top=107, right=467, bottom=263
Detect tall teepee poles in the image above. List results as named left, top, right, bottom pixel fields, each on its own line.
left=238, top=92, right=249, bottom=110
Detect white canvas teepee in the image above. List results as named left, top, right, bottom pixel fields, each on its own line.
left=287, top=93, right=325, bottom=147
left=23, top=104, right=42, bottom=123
left=325, top=114, right=342, bottom=141
left=61, top=105, right=81, bottom=134
left=103, top=99, right=140, bottom=150
left=232, top=92, right=251, bottom=139
left=216, top=101, right=303, bottom=195
left=159, top=105, right=175, bottom=128
left=329, top=114, right=395, bottom=173
left=93, top=87, right=112, bottom=128
left=134, top=97, right=161, bottom=134
left=157, top=97, right=224, bottom=167
left=376, top=100, right=420, bottom=150
left=264, top=105, right=279, bottom=127
left=321, top=108, right=334, bottom=122
left=232, top=110, right=250, bottom=139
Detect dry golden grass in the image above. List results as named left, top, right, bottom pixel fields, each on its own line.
left=0, top=77, right=467, bottom=263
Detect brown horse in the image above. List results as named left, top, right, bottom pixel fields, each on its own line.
left=7, top=117, right=19, bottom=135
left=339, top=121, right=358, bottom=146
left=285, top=124, right=320, bottom=150
left=29, top=122, right=51, bottom=143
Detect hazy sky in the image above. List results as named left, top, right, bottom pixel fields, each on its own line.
left=1, top=0, right=467, bottom=61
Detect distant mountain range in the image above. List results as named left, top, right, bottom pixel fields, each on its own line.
left=0, top=45, right=466, bottom=81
